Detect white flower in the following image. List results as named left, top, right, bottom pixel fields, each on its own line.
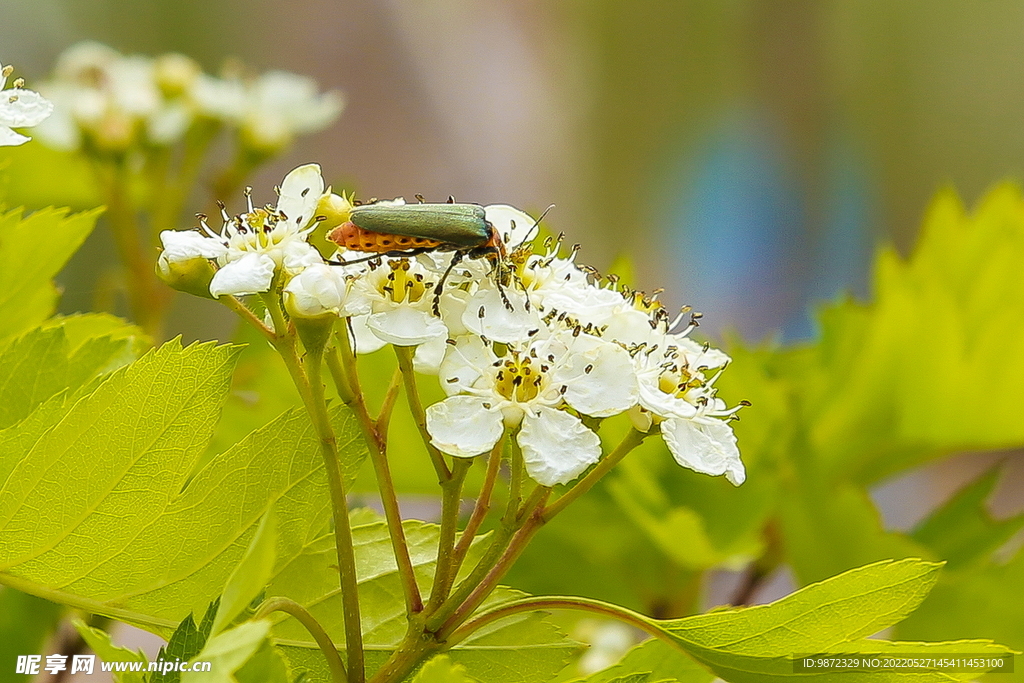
left=239, top=71, right=344, bottom=152
left=33, top=44, right=166, bottom=149
left=157, top=228, right=227, bottom=278
left=426, top=331, right=638, bottom=486
left=34, top=43, right=343, bottom=151
left=0, top=64, right=54, bottom=146
left=346, top=257, right=449, bottom=346
left=461, top=280, right=543, bottom=344
left=632, top=334, right=745, bottom=485
left=283, top=263, right=354, bottom=318
left=484, top=204, right=539, bottom=250
left=190, top=73, right=246, bottom=120
left=157, top=164, right=327, bottom=298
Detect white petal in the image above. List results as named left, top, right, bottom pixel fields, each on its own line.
left=484, top=204, right=538, bottom=248
left=346, top=315, right=387, bottom=355
left=209, top=252, right=276, bottom=297
left=438, top=335, right=494, bottom=396
left=282, top=240, right=324, bottom=271
left=597, top=306, right=661, bottom=347
left=160, top=229, right=227, bottom=261
left=552, top=335, right=638, bottom=417
left=413, top=334, right=447, bottom=375
left=277, top=163, right=325, bottom=229
left=426, top=396, right=504, bottom=458
left=367, top=307, right=446, bottom=346
left=518, top=406, right=601, bottom=486
left=147, top=103, right=191, bottom=143
left=0, top=89, right=54, bottom=128
left=0, top=126, right=30, bottom=146
left=283, top=263, right=346, bottom=317
left=462, top=284, right=540, bottom=343
left=661, top=417, right=745, bottom=485
left=628, top=405, right=653, bottom=432
left=671, top=336, right=731, bottom=370
left=636, top=368, right=698, bottom=420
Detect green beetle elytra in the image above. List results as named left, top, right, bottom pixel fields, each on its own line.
left=326, top=198, right=515, bottom=315
left=347, top=202, right=493, bottom=248
left=327, top=200, right=505, bottom=259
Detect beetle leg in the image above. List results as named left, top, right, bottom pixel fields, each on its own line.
left=432, top=251, right=465, bottom=316
left=326, top=245, right=438, bottom=267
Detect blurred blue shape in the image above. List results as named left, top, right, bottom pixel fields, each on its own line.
left=665, top=109, right=874, bottom=341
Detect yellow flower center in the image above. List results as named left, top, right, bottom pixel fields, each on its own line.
left=659, top=365, right=702, bottom=399
left=629, top=290, right=664, bottom=315
left=494, top=353, right=545, bottom=403
left=244, top=208, right=271, bottom=232
left=382, top=260, right=430, bottom=304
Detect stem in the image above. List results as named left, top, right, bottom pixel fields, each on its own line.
left=375, top=367, right=403, bottom=436
left=434, top=488, right=550, bottom=640
left=325, top=335, right=355, bottom=405
left=446, top=596, right=668, bottom=649
left=544, top=429, right=647, bottom=519
left=425, top=459, right=471, bottom=613
left=365, top=629, right=439, bottom=683
left=256, top=598, right=346, bottom=683
left=334, top=327, right=423, bottom=616
left=450, top=439, right=503, bottom=573
left=423, top=523, right=517, bottom=633
left=395, top=346, right=450, bottom=481
left=502, top=438, right=524, bottom=524
left=97, top=158, right=169, bottom=338
left=150, top=121, right=220, bottom=243
left=221, top=296, right=275, bottom=340
left=263, top=294, right=364, bottom=683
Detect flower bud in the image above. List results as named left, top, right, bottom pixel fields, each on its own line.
left=154, top=53, right=200, bottom=98
left=315, top=191, right=353, bottom=231
left=283, top=263, right=349, bottom=319
left=156, top=252, right=216, bottom=299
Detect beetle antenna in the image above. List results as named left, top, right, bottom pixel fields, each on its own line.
left=415, top=194, right=425, bottom=203
left=514, top=204, right=554, bottom=249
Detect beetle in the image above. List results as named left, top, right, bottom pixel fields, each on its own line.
left=326, top=198, right=528, bottom=314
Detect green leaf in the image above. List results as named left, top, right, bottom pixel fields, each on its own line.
left=894, top=545, right=1024, bottom=672
left=640, top=559, right=1016, bottom=682
left=654, top=558, right=937, bottom=668
left=0, top=326, right=71, bottom=429
left=606, top=437, right=770, bottom=573
left=151, top=601, right=219, bottom=683
left=571, top=638, right=712, bottom=683
left=410, top=655, right=482, bottom=682
left=202, top=324, right=303, bottom=472
left=72, top=620, right=147, bottom=683
left=181, top=620, right=271, bottom=683
left=235, top=639, right=293, bottom=683
left=0, top=207, right=101, bottom=339
left=911, top=467, right=1024, bottom=571
left=505, top=477, right=670, bottom=613
left=0, top=314, right=143, bottom=431
left=0, top=337, right=368, bottom=631
left=779, top=481, right=932, bottom=585
left=271, top=519, right=578, bottom=682
left=213, top=508, right=278, bottom=635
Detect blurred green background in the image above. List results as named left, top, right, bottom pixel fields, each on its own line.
left=4, top=3, right=1024, bottom=677
left=7, top=0, right=1024, bottom=341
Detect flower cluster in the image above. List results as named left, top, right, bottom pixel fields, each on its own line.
left=159, top=165, right=745, bottom=488
left=33, top=42, right=343, bottom=153
left=0, top=62, right=54, bottom=146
